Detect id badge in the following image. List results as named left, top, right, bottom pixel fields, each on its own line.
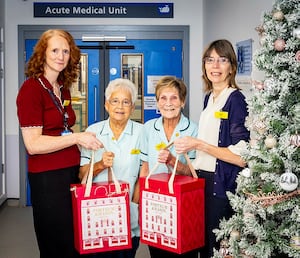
left=61, top=129, right=72, bottom=136
left=214, top=111, right=229, bottom=119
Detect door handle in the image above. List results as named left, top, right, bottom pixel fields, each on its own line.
left=94, top=86, right=97, bottom=122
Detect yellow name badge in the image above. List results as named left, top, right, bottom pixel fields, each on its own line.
left=155, top=142, right=167, bottom=151
left=130, top=149, right=141, bottom=154
left=215, top=111, right=228, bottom=119
left=63, top=100, right=70, bottom=106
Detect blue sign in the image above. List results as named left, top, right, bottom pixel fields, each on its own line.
left=34, top=2, right=174, bottom=18
left=236, top=39, right=253, bottom=75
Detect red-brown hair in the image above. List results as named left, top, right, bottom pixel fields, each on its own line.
left=25, top=29, right=81, bottom=88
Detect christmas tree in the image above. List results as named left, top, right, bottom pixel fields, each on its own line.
left=213, top=0, right=300, bottom=257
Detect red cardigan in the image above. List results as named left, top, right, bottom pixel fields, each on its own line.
left=16, top=75, right=80, bottom=173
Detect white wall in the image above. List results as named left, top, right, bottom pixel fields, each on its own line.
left=4, top=0, right=273, bottom=198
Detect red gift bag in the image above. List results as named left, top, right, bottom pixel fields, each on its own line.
left=140, top=154, right=205, bottom=254
left=70, top=151, right=132, bottom=254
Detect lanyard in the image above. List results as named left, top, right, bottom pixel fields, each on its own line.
left=38, top=78, right=69, bottom=130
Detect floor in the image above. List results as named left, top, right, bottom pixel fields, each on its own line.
left=0, top=199, right=150, bottom=258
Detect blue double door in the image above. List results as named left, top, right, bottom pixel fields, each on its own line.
left=26, top=38, right=182, bottom=125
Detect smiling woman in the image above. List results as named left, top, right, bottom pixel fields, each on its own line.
left=138, top=76, right=199, bottom=258
left=16, top=29, right=103, bottom=258
left=173, top=39, right=250, bottom=258
left=79, top=78, right=143, bottom=258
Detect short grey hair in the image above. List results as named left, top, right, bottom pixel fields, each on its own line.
left=105, top=78, right=138, bottom=103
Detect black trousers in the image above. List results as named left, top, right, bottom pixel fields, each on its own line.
left=28, top=166, right=81, bottom=258
left=196, top=170, right=233, bottom=258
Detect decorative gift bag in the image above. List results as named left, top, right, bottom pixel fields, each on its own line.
left=140, top=153, right=205, bottom=254
left=70, top=151, right=132, bottom=254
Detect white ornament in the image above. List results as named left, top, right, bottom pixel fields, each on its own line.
left=293, top=27, right=300, bottom=39
left=279, top=171, right=299, bottom=192
left=241, top=168, right=252, bottom=178
left=264, top=135, right=277, bottom=149
left=230, top=230, right=240, bottom=240
left=273, top=10, right=284, bottom=21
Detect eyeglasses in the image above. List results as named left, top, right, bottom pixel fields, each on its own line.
left=204, top=57, right=230, bottom=65
left=108, top=99, right=132, bottom=107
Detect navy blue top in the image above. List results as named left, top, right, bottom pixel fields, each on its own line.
left=203, top=90, right=250, bottom=198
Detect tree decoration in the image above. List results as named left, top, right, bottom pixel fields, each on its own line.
left=290, top=234, right=300, bottom=250
left=279, top=170, right=299, bottom=192
left=272, top=10, right=284, bottom=21
left=253, top=119, right=267, bottom=135
left=252, top=80, right=264, bottom=90
left=230, top=230, right=240, bottom=240
left=240, top=168, right=252, bottom=178
left=274, top=38, right=286, bottom=51
left=219, top=239, right=230, bottom=256
left=245, top=189, right=300, bottom=207
left=295, top=50, right=300, bottom=61
left=213, top=1, right=300, bottom=257
left=255, top=25, right=266, bottom=46
left=264, top=135, right=277, bottom=149
left=293, top=27, right=300, bottom=39
left=290, top=133, right=300, bottom=147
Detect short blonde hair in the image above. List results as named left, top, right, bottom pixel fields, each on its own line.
left=105, top=78, right=138, bottom=103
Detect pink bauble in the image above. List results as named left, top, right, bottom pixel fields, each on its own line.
left=295, top=51, right=300, bottom=61
left=274, top=39, right=285, bottom=51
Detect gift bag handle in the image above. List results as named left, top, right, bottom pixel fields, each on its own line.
left=168, top=153, right=198, bottom=194
left=83, top=149, right=121, bottom=197
left=145, top=145, right=197, bottom=194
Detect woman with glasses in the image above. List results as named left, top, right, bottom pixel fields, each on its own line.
left=79, top=78, right=142, bottom=258
left=139, top=76, right=199, bottom=258
left=173, top=39, right=250, bottom=257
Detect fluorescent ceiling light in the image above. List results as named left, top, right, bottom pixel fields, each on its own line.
left=82, top=35, right=126, bottom=42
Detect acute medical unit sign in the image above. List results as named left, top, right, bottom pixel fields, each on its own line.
left=34, top=2, right=174, bottom=18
